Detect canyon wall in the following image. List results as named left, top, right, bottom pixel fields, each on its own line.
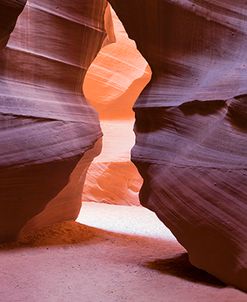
left=109, top=0, right=247, bottom=291
left=0, top=0, right=107, bottom=242
left=1, top=0, right=246, bottom=292
left=83, top=8, right=151, bottom=205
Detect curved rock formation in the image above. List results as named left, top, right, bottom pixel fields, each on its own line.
left=84, top=7, right=150, bottom=120
left=109, top=0, right=247, bottom=291
left=0, top=0, right=107, bottom=242
left=83, top=7, right=150, bottom=205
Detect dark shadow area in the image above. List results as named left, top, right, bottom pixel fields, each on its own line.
left=134, top=99, right=226, bottom=134
left=179, top=99, right=226, bottom=116
left=0, top=0, right=27, bottom=50
left=134, top=107, right=177, bottom=133
left=227, top=94, right=247, bottom=131
left=146, top=253, right=225, bottom=288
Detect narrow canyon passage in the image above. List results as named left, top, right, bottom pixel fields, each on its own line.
left=82, top=6, right=150, bottom=206
left=0, top=0, right=247, bottom=299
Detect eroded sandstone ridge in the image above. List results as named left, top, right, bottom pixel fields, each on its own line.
left=109, top=0, right=247, bottom=291
left=0, top=0, right=107, bottom=242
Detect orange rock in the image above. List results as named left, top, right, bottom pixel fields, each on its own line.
left=83, top=7, right=151, bottom=205
left=83, top=7, right=151, bottom=120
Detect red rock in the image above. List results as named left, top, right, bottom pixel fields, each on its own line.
left=0, top=0, right=107, bottom=242
left=109, top=0, right=247, bottom=291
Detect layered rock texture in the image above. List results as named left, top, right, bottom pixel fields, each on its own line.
left=0, top=0, right=107, bottom=242
left=83, top=8, right=150, bottom=205
left=109, top=0, right=247, bottom=291
left=84, top=8, right=150, bottom=120
left=1, top=0, right=246, bottom=292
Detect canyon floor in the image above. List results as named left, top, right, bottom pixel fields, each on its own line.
left=0, top=202, right=246, bottom=302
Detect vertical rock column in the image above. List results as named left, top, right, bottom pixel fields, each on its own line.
left=0, top=0, right=108, bottom=242
left=109, top=0, right=247, bottom=291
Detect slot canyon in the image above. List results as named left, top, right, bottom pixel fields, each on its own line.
left=0, top=1, right=246, bottom=301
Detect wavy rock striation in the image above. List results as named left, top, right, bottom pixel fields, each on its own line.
left=84, top=7, right=150, bottom=120
left=0, top=0, right=107, bottom=242
left=109, top=0, right=247, bottom=290
left=83, top=7, right=150, bottom=205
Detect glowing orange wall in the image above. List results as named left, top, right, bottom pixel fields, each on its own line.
left=83, top=6, right=151, bottom=205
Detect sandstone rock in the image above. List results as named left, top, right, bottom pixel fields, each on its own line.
left=84, top=7, right=151, bottom=120
left=83, top=7, right=150, bottom=205
left=109, top=0, right=247, bottom=291
left=82, top=121, right=142, bottom=206
left=0, top=0, right=27, bottom=48
left=0, top=0, right=107, bottom=242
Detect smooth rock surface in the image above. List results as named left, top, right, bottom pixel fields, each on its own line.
left=84, top=7, right=150, bottom=120
left=109, top=0, right=247, bottom=291
left=82, top=121, right=142, bottom=206
left=83, top=7, right=150, bottom=205
left=0, top=0, right=107, bottom=242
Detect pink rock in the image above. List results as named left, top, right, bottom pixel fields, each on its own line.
left=0, top=0, right=107, bottom=242
left=109, top=0, right=247, bottom=291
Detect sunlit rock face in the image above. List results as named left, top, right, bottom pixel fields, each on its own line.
left=0, top=0, right=107, bottom=242
left=84, top=7, right=151, bottom=120
left=83, top=7, right=151, bottom=205
left=109, top=0, right=247, bottom=291
left=82, top=121, right=141, bottom=205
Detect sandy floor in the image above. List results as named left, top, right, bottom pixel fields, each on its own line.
left=0, top=202, right=246, bottom=302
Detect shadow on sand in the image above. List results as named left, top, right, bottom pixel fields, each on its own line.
left=146, top=253, right=225, bottom=288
